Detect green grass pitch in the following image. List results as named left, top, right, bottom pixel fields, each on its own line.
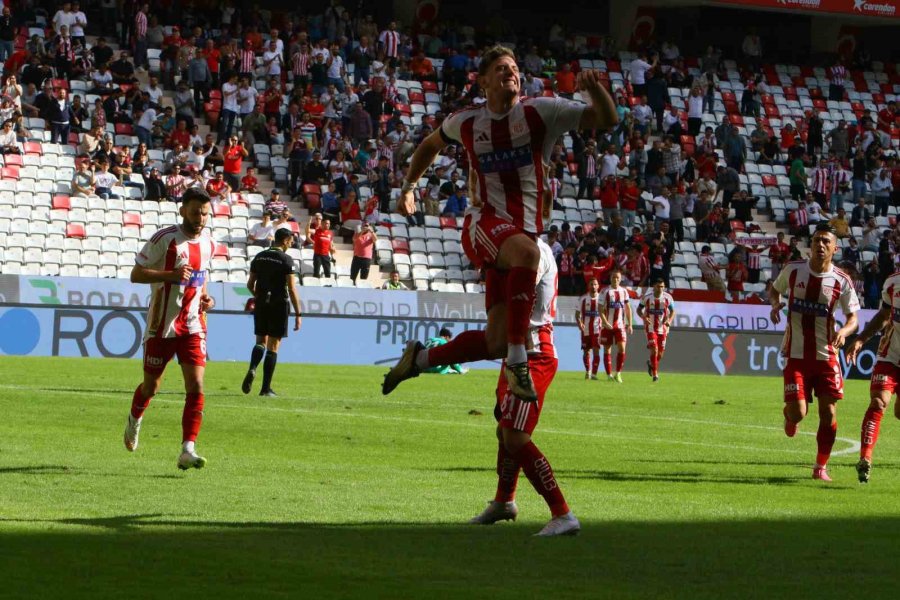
left=1, top=356, right=899, bottom=599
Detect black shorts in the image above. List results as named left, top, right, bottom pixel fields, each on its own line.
left=254, top=301, right=289, bottom=338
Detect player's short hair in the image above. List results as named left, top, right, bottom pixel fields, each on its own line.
left=439, top=327, right=452, bottom=338
left=588, top=277, right=599, bottom=284
left=181, top=187, right=211, bottom=206
left=652, top=278, right=666, bottom=286
left=478, top=45, right=516, bottom=77
left=274, top=228, right=293, bottom=244
left=814, top=222, right=837, bottom=237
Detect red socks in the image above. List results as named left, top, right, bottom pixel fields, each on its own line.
left=582, top=351, right=590, bottom=372
left=816, top=419, right=837, bottom=467
left=182, top=392, right=205, bottom=443
left=494, top=443, right=519, bottom=503
left=591, top=350, right=600, bottom=375
left=650, top=354, right=659, bottom=376
left=516, top=441, right=569, bottom=517
left=130, top=384, right=151, bottom=419
left=427, top=329, right=489, bottom=367
left=616, top=352, right=626, bottom=373
left=603, top=352, right=612, bottom=376
left=506, top=267, right=538, bottom=346
left=861, top=408, right=884, bottom=461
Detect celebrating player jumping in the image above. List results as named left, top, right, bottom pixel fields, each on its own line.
left=770, top=223, right=859, bottom=482
left=124, top=188, right=216, bottom=471
left=469, top=239, right=580, bottom=536
left=382, top=44, right=617, bottom=402
left=576, top=278, right=603, bottom=380
left=636, top=279, right=675, bottom=382
left=845, top=270, right=900, bottom=483
left=599, top=270, right=633, bottom=383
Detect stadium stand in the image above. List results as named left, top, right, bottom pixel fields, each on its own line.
left=0, top=3, right=897, bottom=304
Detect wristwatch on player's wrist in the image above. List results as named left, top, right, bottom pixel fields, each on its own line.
left=401, top=179, right=416, bottom=194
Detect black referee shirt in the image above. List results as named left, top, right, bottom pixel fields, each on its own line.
left=250, top=248, right=295, bottom=304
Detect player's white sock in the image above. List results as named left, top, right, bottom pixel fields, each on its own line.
left=182, top=441, right=195, bottom=453
left=507, top=344, right=527, bottom=365
left=415, top=349, right=429, bottom=370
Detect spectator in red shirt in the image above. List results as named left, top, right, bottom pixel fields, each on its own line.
left=308, top=217, right=335, bottom=278
left=203, top=39, right=221, bottom=86
left=222, top=136, right=248, bottom=191
left=726, top=252, right=748, bottom=295
left=206, top=171, right=231, bottom=207
left=555, top=63, right=576, bottom=98
left=409, top=51, right=435, bottom=81
left=350, top=222, right=378, bottom=283
left=241, top=167, right=259, bottom=192
left=768, top=231, right=790, bottom=280
left=166, top=119, right=191, bottom=149
left=619, top=175, right=639, bottom=229
left=339, top=189, right=363, bottom=232
left=598, top=175, right=620, bottom=223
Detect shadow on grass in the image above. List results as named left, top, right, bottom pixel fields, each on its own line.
left=437, top=466, right=805, bottom=486
left=1, top=515, right=898, bottom=598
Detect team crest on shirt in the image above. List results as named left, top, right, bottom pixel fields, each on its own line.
left=511, top=121, right=527, bottom=136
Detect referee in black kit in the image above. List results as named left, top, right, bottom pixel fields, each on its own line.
left=242, top=228, right=303, bottom=397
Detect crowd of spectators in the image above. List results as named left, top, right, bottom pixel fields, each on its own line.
left=1, top=2, right=897, bottom=295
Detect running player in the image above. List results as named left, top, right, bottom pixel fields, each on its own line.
left=599, top=269, right=633, bottom=382
left=845, top=269, right=900, bottom=483
left=382, top=44, right=617, bottom=401
left=242, top=228, right=303, bottom=397
left=469, top=239, right=580, bottom=536
left=123, top=188, right=216, bottom=470
left=770, top=223, right=859, bottom=482
left=636, top=279, right=675, bottom=382
left=575, top=278, right=602, bottom=380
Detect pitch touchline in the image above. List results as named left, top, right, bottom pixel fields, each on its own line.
left=0, top=383, right=859, bottom=457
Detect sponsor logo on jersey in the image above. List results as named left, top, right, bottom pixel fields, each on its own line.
left=477, top=144, right=533, bottom=174
left=490, top=222, right=516, bottom=236
left=789, top=298, right=829, bottom=316
left=784, top=383, right=800, bottom=393
left=873, top=373, right=890, bottom=383
left=185, top=270, right=208, bottom=288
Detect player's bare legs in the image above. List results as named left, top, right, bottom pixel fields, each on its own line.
left=782, top=397, right=808, bottom=438
left=857, top=391, right=891, bottom=483
left=812, top=398, right=838, bottom=481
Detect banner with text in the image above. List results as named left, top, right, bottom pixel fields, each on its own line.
left=714, top=0, right=898, bottom=19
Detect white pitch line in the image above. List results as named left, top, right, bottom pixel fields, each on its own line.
left=0, top=383, right=860, bottom=458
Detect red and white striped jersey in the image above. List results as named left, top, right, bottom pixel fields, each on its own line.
left=585, top=154, right=596, bottom=178
left=600, top=286, right=631, bottom=329
left=772, top=260, right=860, bottom=361
left=877, top=271, right=900, bottom=363
left=829, top=65, right=846, bottom=86
left=240, top=49, right=256, bottom=73
left=577, top=293, right=602, bottom=335
left=441, top=97, right=585, bottom=234
left=700, top=254, right=720, bottom=280
left=291, top=51, right=309, bottom=76
left=378, top=30, right=400, bottom=58
left=831, top=168, right=851, bottom=194
left=794, top=208, right=808, bottom=226
left=810, top=168, right=830, bottom=195
left=640, top=291, right=675, bottom=335
left=528, top=239, right=558, bottom=358
left=134, top=11, right=147, bottom=38
left=746, top=247, right=761, bottom=270
left=548, top=176, right=561, bottom=201
left=136, top=226, right=216, bottom=340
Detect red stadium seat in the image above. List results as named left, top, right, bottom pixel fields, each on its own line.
left=439, top=216, right=457, bottom=229
left=762, top=175, right=778, bottom=187
left=214, top=204, right=232, bottom=217
left=421, top=81, right=438, bottom=93
left=52, top=78, right=69, bottom=90
left=66, top=223, right=85, bottom=238
left=1, top=166, right=19, bottom=179
left=408, top=91, right=425, bottom=103
left=52, top=195, right=71, bottom=210
left=764, top=104, right=780, bottom=117
left=123, top=213, right=142, bottom=226
left=288, top=221, right=300, bottom=234
left=115, top=123, right=134, bottom=135
left=214, top=243, right=230, bottom=258
left=306, top=193, right=321, bottom=211
left=23, top=141, right=42, bottom=155
left=391, top=239, right=410, bottom=254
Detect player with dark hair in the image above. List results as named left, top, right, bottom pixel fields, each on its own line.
left=770, top=222, right=859, bottom=481
left=636, top=278, right=675, bottom=382
left=576, top=278, right=602, bottom=380
left=242, top=228, right=303, bottom=396
left=124, top=187, right=216, bottom=470
left=469, top=239, right=580, bottom=536
left=599, top=269, right=633, bottom=382
left=383, top=44, right=618, bottom=401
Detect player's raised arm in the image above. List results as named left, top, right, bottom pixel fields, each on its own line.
left=577, top=70, right=619, bottom=131
left=398, top=128, right=447, bottom=215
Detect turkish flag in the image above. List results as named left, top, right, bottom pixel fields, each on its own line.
left=629, top=7, right=657, bottom=50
